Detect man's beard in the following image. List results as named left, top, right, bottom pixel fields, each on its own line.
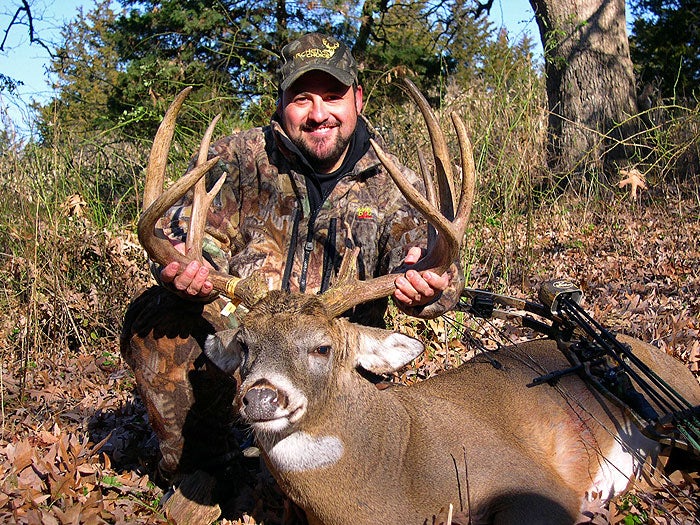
left=294, top=126, right=352, bottom=172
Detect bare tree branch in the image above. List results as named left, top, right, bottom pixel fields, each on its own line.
left=1, top=0, right=55, bottom=56
left=470, top=0, right=494, bottom=18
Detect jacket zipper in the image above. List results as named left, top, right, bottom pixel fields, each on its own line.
left=281, top=207, right=301, bottom=292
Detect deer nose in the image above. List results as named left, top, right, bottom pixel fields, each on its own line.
left=243, top=385, right=282, bottom=421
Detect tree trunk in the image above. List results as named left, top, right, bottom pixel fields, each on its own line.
left=353, top=0, right=390, bottom=65
left=529, top=0, right=638, bottom=185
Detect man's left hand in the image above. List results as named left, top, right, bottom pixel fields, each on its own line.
left=393, top=246, right=450, bottom=307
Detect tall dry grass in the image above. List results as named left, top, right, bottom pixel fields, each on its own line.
left=367, top=62, right=548, bottom=290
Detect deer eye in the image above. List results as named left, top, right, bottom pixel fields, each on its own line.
left=312, top=345, right=331, bottom=356
left=237, top=340, right=250, bottom=368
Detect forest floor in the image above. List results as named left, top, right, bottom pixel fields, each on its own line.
left=1, top=183, right=699, bottom=524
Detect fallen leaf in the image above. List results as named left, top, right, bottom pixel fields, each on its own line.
left=618, top=168, right=648, bottom=199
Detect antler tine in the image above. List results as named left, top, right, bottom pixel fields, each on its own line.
left=186, top=113, right=225, bottom=261
left=417, top=148, right=438, bottom=249
left=417, top=149, right=438, bottom=209
left=404, top=79, right=456, bottom=220
left=320, top=80, right=476, bottom=318
left=138, top=88, right=267, bottom=308
left=451, top=111, right=476, bottom=234
left=143, top=87, right=193, bottom=209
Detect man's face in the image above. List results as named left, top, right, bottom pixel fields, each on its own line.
left=279, top=70, right=363, bottom=173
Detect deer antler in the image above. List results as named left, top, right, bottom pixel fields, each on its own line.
left=138, top=82, right=473, bottom=312
left=320, top=78, right=475, bottom=317
left=186, top=113, right=225, bottom=261
left=137, top=88, right=267, bottom=308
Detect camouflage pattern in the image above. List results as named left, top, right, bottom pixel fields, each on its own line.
left=160, top=117, right=462, bottom=319
left=122, top=114, right=463, bottom=480
left=278, top=33, right=358, bottom=90
left=120, top=286, right=242, bottom=479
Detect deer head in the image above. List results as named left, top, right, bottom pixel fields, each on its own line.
left=204, top=290, right=425, bottom=443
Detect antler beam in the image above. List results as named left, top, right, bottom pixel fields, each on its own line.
left=319, top=78, right=475, bottom=317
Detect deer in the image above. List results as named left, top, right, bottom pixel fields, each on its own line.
left=137, top=80, right=700, bottom=525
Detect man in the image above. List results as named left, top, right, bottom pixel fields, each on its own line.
left=121, top=32, right=462, bottom=515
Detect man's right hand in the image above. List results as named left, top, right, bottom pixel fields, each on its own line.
left=159, top=242, right=215, bottom=298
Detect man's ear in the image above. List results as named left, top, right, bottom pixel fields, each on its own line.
left=354, top=325, right=423, bottom=375
left=204, top=329, right=242, bottom=373
left=275, top=90, right=284, bottom=120
left=354, top=84, right=363, bottom=113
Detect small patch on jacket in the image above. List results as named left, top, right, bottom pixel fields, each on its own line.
left=356, top=206, right=373, bottom=219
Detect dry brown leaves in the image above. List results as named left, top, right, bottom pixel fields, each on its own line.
left=1, top=187, right=699, bottom=524
left=0, top=347, right=168, bottom=524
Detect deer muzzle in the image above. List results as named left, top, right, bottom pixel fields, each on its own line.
left=238, top=375, right=310, bottom=435
left=241, top=381, right=286, bottom=421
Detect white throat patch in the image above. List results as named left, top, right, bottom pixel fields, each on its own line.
left=262, top=431, right=344, bottom=472
left=584, top=423, right=658, bottom=503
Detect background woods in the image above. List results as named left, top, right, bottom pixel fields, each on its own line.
left=1, top=0, right=699, bottom=523
left=530, top=0, right=639, bottom=181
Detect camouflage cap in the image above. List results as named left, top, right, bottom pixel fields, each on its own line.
left=278, top=33, right=358, bottom=91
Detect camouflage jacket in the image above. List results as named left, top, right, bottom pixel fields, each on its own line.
left=159, top=116, right=463, bottom=325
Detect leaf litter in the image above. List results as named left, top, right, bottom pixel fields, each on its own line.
left=1, top=187, right=699, bottom=524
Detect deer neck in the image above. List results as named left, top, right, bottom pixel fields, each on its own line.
left=257, top=369, right=409, bottom=475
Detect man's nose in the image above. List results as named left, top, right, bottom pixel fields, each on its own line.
left=307, top=96, right=329, bottom=123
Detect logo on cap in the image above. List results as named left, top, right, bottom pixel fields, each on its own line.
left=295, top=39, right=339, bottom=61
left=278, top=33, right=358, bottom=91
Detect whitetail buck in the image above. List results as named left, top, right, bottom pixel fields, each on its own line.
left=138, top=81, right=700, bottom=524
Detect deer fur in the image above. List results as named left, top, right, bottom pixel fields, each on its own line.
left=204, top=290, right=700, bottom=525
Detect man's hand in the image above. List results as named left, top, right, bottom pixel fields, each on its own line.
left=159, top=242, right=215, bottom=298
left=393, top=246, right=450, bottom=307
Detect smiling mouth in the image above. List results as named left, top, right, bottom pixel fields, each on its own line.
left=306, top=127, right=336, bottom=138
left=303, top=120, right=339, bottom=132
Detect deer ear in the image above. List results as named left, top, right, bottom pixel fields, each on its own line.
left=204, top=329, right=242, bottom=373
left=355, top=326, right=424, bottom=375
